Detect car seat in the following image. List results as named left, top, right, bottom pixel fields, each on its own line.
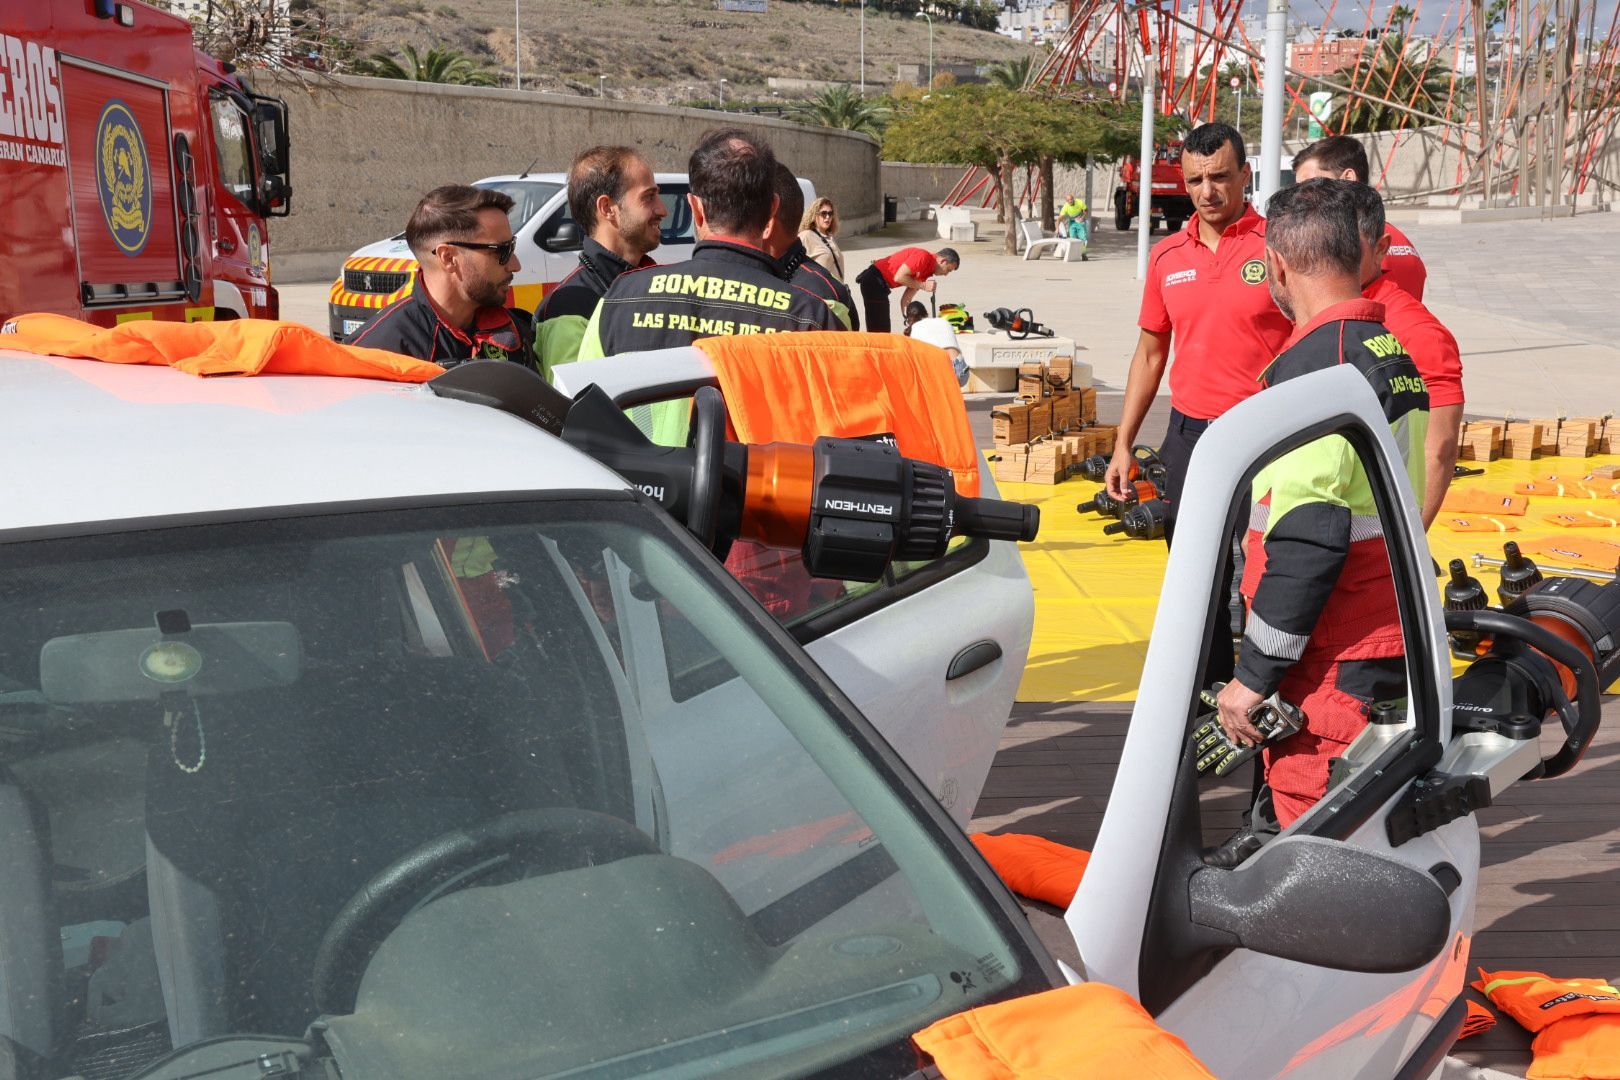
left=0, top=766, right=62, bottom=1059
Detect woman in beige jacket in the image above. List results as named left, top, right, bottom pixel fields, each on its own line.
left=798, top=197, right=846, bottom=282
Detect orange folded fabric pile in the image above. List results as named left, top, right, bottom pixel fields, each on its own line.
left=970, top=832, right=1091, bottom=908
left=1443, top=490, right=1530, bottom=516
left=913, top=981, right=1216, bottom=1079
left=1460, top=999, right=1497, bottom=1039
left=1474, top=968, right=1620, bottom=1079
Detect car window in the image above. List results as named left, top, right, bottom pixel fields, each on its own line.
left=477, top=179, right=563, bottom=230
left=544, top=183, right=695, bottom=250
left=0, top=498, right=1043, bottom=1079
left=207, top=91, right=255, bottom=209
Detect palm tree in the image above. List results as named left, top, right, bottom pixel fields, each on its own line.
left=788, top=84, right=888, bottom=136
left=985, top=55, right=1036, bottom=91
left=1335, top=34, right=1454, bottom=133
left=351, top=44, right=498, bottom=86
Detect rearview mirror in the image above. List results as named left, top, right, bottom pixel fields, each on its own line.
left=41, top=622, right=301, bottom=704
left=1188, top=836, right=1450, bottom=973
left=541, top=221, right=581, bottom=252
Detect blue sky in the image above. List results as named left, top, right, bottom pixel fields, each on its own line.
left=1243, top=0, right=1619, bottom=37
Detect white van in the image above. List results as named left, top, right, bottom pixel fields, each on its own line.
left=328, top=172, right=815, bottom=341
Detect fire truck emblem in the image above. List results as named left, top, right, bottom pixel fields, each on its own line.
left=95, top=100, right=153, bottom=256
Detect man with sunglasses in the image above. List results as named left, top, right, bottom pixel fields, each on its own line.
left=348, top=185, right=537, bottom=370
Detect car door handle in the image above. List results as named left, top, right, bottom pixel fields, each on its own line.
left=946, top=640, right=1002, bottom=681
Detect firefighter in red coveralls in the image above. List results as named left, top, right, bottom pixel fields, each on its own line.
left=1205, top=179, right=1430, bottom=868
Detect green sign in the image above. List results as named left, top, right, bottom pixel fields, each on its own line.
left=1307, top=91, right=1334, bottom=138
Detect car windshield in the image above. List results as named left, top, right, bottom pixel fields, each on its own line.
left=477, top=179, right=563, bottom=230
left=0, top=498, right=1045, bottom=1079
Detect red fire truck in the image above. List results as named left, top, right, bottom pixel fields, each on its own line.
left=1113, top=141, right=1193, bottom=233
left=0, top=0, right=290, bottom=326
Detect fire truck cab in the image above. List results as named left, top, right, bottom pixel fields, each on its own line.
left=0, top=0, right=290, bottom=326
left=1114, top=141, right=1193, bottom=234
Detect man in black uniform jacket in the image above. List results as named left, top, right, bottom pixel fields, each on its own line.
left=576, top=127, right=841, bottom=359
left=535, top=145, right=665, bottom=378
left=764, top=162, right=858, bottom=329
left=348, top=185, right=536, bottom=369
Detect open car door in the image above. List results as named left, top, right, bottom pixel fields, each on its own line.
left=1069, top=364, right=1611, bottom=1078
left=553, top=347, right=1033, bottom=827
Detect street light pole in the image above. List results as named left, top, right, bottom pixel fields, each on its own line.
left=1136, top=58, right=1155, bottom=280
left=598, top=74, right=606, bottom=98
left=1257, top=0, right=1287, bottom=209
left=859, top=0, right=866, bottom=97
left=915, top=11, right=934, bottom=90
left=514, top=0, right=521, bottom=90
left=719, top=77, right=728, bottom=109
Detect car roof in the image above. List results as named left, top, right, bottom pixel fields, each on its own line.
left=0, top=353, right=630, bottom=534
left=476, top=173, right=689, bottom=185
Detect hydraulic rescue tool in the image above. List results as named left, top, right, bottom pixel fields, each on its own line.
left=1495, top=540, right=1545, bottom=606
left=1103, top=499, right=1170, bottom=540
left=1078, top=445, right=1169, bottom=485
left=426, top=362, right=1040, bottom=582
left=983, top=307, right=1056, bottom=340
left=1190, top=685, right=1306, bottom=777
left=1077, top=479, right=1162, bottom=519
left=1444, top=558, right=1491, bottom=659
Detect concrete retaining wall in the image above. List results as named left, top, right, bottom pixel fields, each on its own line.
left=267, top=75, right=881, bottom=282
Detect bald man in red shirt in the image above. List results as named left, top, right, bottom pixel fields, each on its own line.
left=1292, top=135, right=1427, bottom=300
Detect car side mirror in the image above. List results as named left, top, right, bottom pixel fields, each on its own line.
left=1188, top=836, right=1450, bottom=973
left=541, top=221, right=581, bottom=252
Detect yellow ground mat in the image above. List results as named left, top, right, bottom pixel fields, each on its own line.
left=998, top=452, right=1620, bottom=703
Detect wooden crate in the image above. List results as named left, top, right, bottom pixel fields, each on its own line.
left=1028, top=401, right=1053, bottom=440
left=1458, top=420, right=1505, bottom=462
left=1051, top=391, right=1080, bottom=433
left=1017, top=362, right=1048, bottom=400
left=1047, top=356, right=1074, bottom=394
left=1503, top=421, right=1544, bottom=460
left=1079, top=386, right=1099, bottom=424
left=1529, top=419, right=1563, bottom=454
left=1024, top=443, right=1064, bottom=484
left=1557, top=430, right=1594, bottom=458
left=991, top=402, right=1032, bottom=446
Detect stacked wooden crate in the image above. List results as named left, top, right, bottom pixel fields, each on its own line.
left=990, top=357, right=1112, bottom=484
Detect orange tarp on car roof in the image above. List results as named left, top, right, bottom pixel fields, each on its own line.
left=695, top=330, right=980, bottom=498
left=1, top=313, right=443, bottom=382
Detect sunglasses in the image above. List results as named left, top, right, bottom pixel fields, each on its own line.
left=441, top=239, right=517, bottom=265
left=817, top=210, right=834, bottom=217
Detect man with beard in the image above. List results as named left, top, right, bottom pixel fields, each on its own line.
left=537, top=146, right=667, bottom=377
left=1207, top=178, right=1429, bottom=863
left=349, top=185, right=535, bottom=369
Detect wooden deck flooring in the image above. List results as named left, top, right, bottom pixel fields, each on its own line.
left=969, top=698, right=1620, bottom=1076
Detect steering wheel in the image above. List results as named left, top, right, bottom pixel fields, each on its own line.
left=687, top=385, right=727, bottom=553
left=311, top=808, right=659, bottom=1015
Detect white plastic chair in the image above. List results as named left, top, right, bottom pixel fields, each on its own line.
left=1023, top=218, right=1088, bottom=262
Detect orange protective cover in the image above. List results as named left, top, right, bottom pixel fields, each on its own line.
left=1529, top=1014, right=1620, bottom=1079
left=1440, top=516, right=1519, bottom=533
left=696, top=331, right=981, bottom=497
left=1543, top=512, right=1620, bottom=529
left=1460, top=999, right=1497, bottom=1039
left=1, top=312, right=444, bottom=382
left=970, top=832, right=1091, bottom=908
left=1442, top=490, right=1529, bottom=516
left=1518, top=537, right=1620, bottom=570
left=1474, top=969, right=1620, bottom=1033
left=913, top=981, right=1217, bottom=1079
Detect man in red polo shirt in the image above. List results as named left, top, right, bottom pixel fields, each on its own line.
left=1292, top=135, right=1426, bottom=300
left=1106, top=122, right=1292, bottom=688
left=1345, top=183, right=1462, bottom=527
left=856, top=245, right=959, bottom=333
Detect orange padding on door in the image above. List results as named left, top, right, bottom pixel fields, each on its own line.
left=913, top=981, right=1217, bottom=1079
left=1, top=312, right=444, bottom=382
left=695, top=331, right=980, bottom=497
left=970, top=832, right=1090, bottom=908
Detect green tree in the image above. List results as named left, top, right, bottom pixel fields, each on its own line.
left=351, top=44, right=498, bottom=86
left=885, top=86, right=1142, bottom=253
left=788, top=84, right=888, bottom=136
left=1334, top=34, right=1454, bottom=133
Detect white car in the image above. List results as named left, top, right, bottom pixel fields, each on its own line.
left=1, top=345, right=1608, bottom=1079
left=326, top=172, right=816, bottom=341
